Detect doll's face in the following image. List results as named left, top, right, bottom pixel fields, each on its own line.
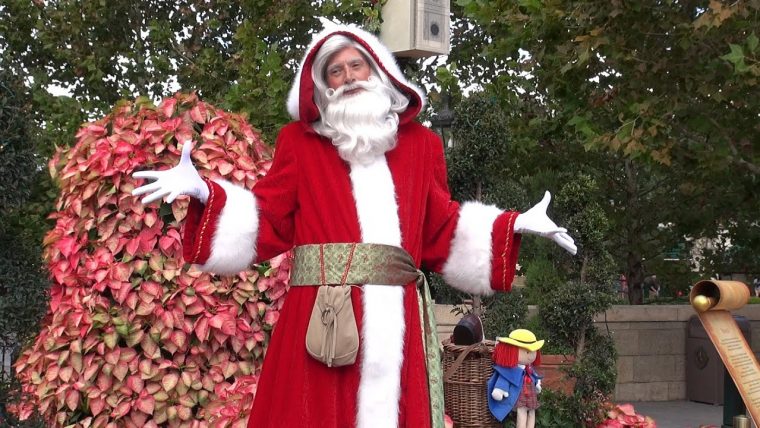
left=518, top=348, right=537, bottom=365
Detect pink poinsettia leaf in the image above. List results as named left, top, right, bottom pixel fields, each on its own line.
left=160, top=98, right=178, bottom=118
left=111, top=401, right=131, bottom=419
left=135, top=394, right=155, bottom=414
left=162, top=372, right=179, bottom=391
left=90, top=397, right=107, bottom=416
left=616, top=403, right=637, bottom=416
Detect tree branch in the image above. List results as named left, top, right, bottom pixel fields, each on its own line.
left=706, top=116, right=760, bottom=176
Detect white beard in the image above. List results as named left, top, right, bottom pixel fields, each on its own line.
left=314, top=77, right=400, bottom=165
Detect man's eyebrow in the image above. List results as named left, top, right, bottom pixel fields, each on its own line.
left=327, top=56, right=366, bottom=70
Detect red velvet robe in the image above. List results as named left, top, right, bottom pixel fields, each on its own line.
left=183, top=120, right=520, bottom=427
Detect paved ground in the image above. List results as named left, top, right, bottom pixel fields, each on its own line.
left=632, top=401, right=726, bottom=428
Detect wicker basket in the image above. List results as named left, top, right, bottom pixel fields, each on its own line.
left=442, top=339, right=501, bottom=428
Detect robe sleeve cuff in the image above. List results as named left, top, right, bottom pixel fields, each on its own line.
left=182, top=179, right=258, bottom=275
left=442, top=202, right=521, bottom=296
left=489, top=211, right=522, bottom=293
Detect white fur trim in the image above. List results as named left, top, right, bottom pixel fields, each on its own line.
left=287, top=23, right=426, bottom=121
left=349, top=159, right=402, bottom=247
left=350, top=158, right=405, bottom=428
left=196, top=180, right=258, bottom=275
left=441, top=202, right=503, bottom=296
left=286, top=66, right=304, bottom=120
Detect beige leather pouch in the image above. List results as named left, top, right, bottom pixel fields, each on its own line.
left=305, top=285, right=359, bottom=367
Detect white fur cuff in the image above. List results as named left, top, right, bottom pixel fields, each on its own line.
left=441, top=202, right=502, bottom=296
left=197, top=180, right=258, bottom=275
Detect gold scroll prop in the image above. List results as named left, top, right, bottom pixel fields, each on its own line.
left=690, top=280, right=759, bottom=422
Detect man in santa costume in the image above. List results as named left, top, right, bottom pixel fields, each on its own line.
left=133, top=22, right=576, bottom=428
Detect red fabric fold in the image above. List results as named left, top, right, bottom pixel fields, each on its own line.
left=490, top=211, right=522, bottom=292
left=182, top=179, right=227, bottom=265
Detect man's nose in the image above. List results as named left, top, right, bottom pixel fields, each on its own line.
left=344, top=67, right=357, bottom=84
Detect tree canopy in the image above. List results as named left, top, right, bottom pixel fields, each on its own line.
left=449, top=0, right=760, bottom=301
left=1, top=0, right=383, bottom=145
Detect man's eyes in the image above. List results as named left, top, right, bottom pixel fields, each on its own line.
left=327, top=60, right=366, bottom=77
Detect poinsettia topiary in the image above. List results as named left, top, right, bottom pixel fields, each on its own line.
left=11, top=93, right=291, bottom=427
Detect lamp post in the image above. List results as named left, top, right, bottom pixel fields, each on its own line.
left=430, top=91, right=455, bottom=148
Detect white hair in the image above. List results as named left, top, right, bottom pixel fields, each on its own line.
left=310, top=35, right=410, bottom=165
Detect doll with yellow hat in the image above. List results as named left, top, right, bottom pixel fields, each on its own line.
left=487, top=329, right=544, bottom=428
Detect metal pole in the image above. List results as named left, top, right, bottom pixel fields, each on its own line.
left=724, top=366, right=747, bottom=427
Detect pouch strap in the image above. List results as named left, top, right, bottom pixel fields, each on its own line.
left=317, top=285, right=351, bottom=367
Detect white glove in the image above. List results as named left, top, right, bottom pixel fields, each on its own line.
left=132, top=141, right=209, bottom=204
left=536, top=380, right=542, bottom=394
left=491, top=387, right=509, bottom=401
left=513, top=191, right=577, bottom=255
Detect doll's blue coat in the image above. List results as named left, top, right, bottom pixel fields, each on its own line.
left=486, top=365, right=542, bottom=422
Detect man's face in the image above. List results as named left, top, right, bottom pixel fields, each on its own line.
left=325, top=47, right=372, bottom=94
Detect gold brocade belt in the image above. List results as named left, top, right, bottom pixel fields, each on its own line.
left=290, top=243, right=421, bottom=287
left=290, top=243, right=445, bottom=428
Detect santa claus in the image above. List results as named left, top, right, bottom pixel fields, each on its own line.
left=133, top=23, right=576, bottom=428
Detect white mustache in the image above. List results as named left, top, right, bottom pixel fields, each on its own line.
left=326, top=77, right=380, bottom=99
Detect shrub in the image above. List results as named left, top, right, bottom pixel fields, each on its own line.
left=10, top=93, right=290, bottom=427
left=481, top=289, right=528, bottom=340
left=0, top=68, right=55, bottom=425
left=568, top=330, right=617, bottom=400
left=521, top=316, right=574, bottom=356
left=427, top=271, right=468, bottom=305
left=540, top=280, right=615, bottom=357
left=536, top=279, right=617, bottom=426
left=498, top=389, right=602, bottom=428
left=524, top=258, right=562, bottom=306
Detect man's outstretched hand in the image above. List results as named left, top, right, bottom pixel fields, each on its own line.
left=132, top=142, right=209, bottom=204
left=513, top=191, right=577, bottom=255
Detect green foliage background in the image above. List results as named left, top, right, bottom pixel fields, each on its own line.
left=443, top=0, right=760, bottom=304
left=3, top=0, right=760, bottom=424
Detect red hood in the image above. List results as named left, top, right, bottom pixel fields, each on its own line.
left=286, top=24, right=425, bottom=125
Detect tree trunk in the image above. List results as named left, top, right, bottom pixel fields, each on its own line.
left=472, top=295, right=483, bottom=317
left=623, top=159, right=646, bottom=305
left=627, top=251, right=645, bottom=305
left=473, top=180, right=484, bottom=316
left=580, top=254, right=589, bottom=284
left=576, top=326, right=587, bottom=359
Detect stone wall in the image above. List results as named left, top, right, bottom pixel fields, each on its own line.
left=603, top=305, right=693, bottom=401
left=433, top=304, right=760, bottom=402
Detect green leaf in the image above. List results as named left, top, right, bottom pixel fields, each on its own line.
left=735, top=58, right=750, bottom=73
left=455, top=0, right=473, bottom=6
left=518, top=0, right=542, bottom=12
left=747, top=33, right=759, bottom=53
left=721, top=43, right=744, bottom=64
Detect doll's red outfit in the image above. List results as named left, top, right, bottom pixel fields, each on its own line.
left=516, top=366, right=540, bottom=409
left=181, top=25, right=522, bottom=428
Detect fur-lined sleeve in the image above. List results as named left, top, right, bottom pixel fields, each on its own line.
left=182, top=127, right=298, bottom=274
left=420, top=134, right=521, bottom=295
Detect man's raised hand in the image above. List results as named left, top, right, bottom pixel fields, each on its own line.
left=132, top=141, right=209, bottom=205
left=513, top=191, right=577, bottom=255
